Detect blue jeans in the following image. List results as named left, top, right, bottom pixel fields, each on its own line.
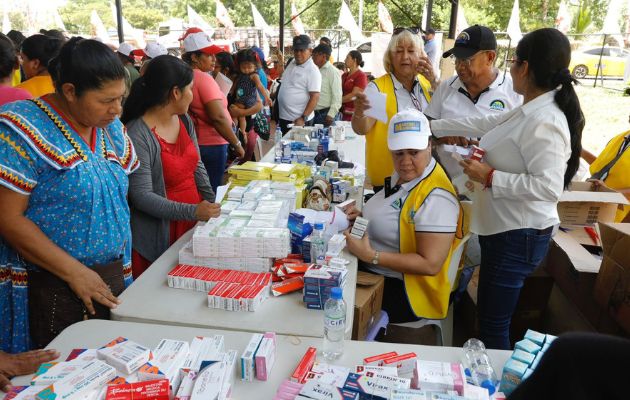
left=477, top=228, right=552, bottom=350
left=199, top=144, right=228, bottom=193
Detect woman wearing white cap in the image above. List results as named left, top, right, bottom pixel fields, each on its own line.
left=344, top=109, right=463, bottom=327
left=181, top=30, right=247, bottom=192
left=131, top=42, right=168, bottom=76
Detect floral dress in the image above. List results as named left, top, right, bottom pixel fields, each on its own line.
left=0, top=98, right=138, bottom=352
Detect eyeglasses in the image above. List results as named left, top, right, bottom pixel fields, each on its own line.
left=393, top=27, right=421, bottom=35
left=450, top=51, right=489, bottom=67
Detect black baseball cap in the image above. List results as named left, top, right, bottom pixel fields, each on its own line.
left=293, top=35, right=311, bottom=50
left=442, top=25, right=497, bottom=59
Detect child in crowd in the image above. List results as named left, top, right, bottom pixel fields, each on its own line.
left=229, top=49, right=271, bottom=139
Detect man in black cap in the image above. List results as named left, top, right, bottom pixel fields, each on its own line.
left=425, top=24, right=522, bottom=178
left=276, top=35, right=322, bottom=134
left=423, top=28, right=439, bottom=76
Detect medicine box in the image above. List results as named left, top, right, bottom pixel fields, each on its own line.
left=97, top=337, right=152, bottom=375
left=36, top=360, right=116, bottom=400
left=343, top=371, right=411, bottom=400
left=499, top=358, right=528, bottom=396
left=412, top=361, right=465, bottom=395
left=514, top=339, right=541, bottom=355
left=240, top=334, right=263, bottom=382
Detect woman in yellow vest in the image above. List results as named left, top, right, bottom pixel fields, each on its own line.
left=344, top=109, right=463, bottom=326
left=351, top=29, right=438, bottom=191
left=582, top=126, right=630, bottom=222
left=16, top=34, right=62, bottom=98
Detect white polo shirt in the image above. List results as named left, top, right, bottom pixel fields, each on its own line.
left=278, top=58, right=322, bottom=121
left=425, top=71, right=523, bottom=177
left=366, top=73, right=430, bottom=113
left=361, top=158, right=459, bottom=280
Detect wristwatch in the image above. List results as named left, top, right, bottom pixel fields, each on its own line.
left=371, top=250, right=380, bottom=265
left=301, top=114, right=308, bottom=120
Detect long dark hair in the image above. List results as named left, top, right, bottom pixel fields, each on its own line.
left=348, top=50, right=364, bottom=68
left=121, top=55, right=193, bottom=124
left=48, top=37, right=125, bottom=96
left=21, top=34, right=62, bottom=69
left=515, top=28, right=584, bottom=188
left=0, top=33, right=17, bottom=80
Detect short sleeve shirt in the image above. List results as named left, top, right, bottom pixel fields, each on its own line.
left=278, top=58, right=321, bottom=121
left=189, top=69, right=230, bottom=146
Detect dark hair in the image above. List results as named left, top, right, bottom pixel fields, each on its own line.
left=21, top=34, right=62, bottom=68
left=333, top=61, right=346, bottom=71
left=235, top=48, right=258, bottom=67
left=182, top=50, right=200, bottom=65
left=121, top=55, right=193, bottom=124
left=215, top=51, right=236, bottom=75
left=347, top=50, right=364, bottom=68
left=320, top=36, right=332, bottom=46
left=515, top=28, right=584, bottom=188
left=313, top=44, right=332, bottom=57
left=0, top=33, right=17, bottom=79
left=7, top=30, right=26, bottom=48
left=39, top=29, right=67, bottom=43
left=48, top=37, right=126, bottom=97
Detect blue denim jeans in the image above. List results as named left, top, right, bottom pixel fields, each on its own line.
left=199, top=144, right=228, bottom=193
left=477, top=228, right=552, bottom=350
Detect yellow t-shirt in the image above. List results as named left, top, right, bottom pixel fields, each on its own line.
left=16, top=75, right=55, bottom=98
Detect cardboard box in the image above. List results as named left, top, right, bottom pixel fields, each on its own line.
left=352, top=271, right=384, bottom=340
left=594, top=223, right=630, bottom=333
left=558, top=182, right=628, bottom=233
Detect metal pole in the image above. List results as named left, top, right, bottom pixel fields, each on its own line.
left=593, top=33, right=607, bottom=88
left=448, top=0, right=458, bottom=39
left=359, top=0, right=364, bottom=32
left=279, top=0, right=285, bottom=56
left=115, top=0, right=124, bottom=43
left=426, top=0, right=434, bottom=31
left=504, top=38, right=511, bottom=74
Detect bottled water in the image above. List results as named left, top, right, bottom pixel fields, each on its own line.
left=322, top=287, right=346, bottom=360
left=274, top=127, right=283, bottom=163
left=462, top=338, right=499, bottom=395
left=310, top=222, right=328, bottom=265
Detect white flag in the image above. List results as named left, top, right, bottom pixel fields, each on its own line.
left=188, top=5, right=215, bottom=36
left=338, top=0, right=364, bottom=43
left=53, top=8, right=66, bottom=32
left=506, top=0, right=522, bottom=42
left=377, top=1, right=393, bottom=33
left=216, top=0, right=235, bottom=29
left=251, top=3, right=273, bottom=37
left=110, top=2, right=145, bottom=47
left=455, top=4, right=468, bottom=36
left=291, top=2, right=305, bottom=36
left=421, top=2, right=427, bottom=32
left=90, top=10, right=111, bottom=43
left=2, top=9, right=11, bottom=33
left=600, top=0, right=624, bottom=45
left=554, top=0, right=571, bottom=34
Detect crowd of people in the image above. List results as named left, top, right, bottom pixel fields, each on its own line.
left=0, top=21, right=629, bottom=389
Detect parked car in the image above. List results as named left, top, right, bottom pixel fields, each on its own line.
left=569, top=46, right=630, bottom=78
left=337, top=41, right=375, bottom=75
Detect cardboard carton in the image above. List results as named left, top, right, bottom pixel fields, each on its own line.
left=352, top=271, right=384, bottom=340
left=593, top=223, right=630, bottom=333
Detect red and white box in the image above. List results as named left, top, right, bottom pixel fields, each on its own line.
left=363, top=351, right=398, bottom=366
left=105, top=379, right=170, bottom=400
left=290, top=347, right=317, bottom=383
left=137, top=339, right=189, bottom=392
left=382, top=352, right=418, bottom=376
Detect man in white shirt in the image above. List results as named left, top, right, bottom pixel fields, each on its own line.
left=277, top=35, right=322, bottom=134
left=423, top=28, right=440, bottom=77
left=312, top=44, right=342, bottom=127
left=425, top=25, right=523, bottom=178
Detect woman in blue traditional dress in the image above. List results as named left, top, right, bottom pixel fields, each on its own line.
left=0, top=37, right=138, bottom=352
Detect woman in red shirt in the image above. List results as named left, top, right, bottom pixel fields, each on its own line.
left=122, top=55, right=220, bottom=278
left=341, top=50, right=368, bottom=121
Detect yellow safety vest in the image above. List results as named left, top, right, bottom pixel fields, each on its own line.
left=399, top=162, right=464, bottom=319
left=366, top=74, right=432, bottom=187
left=11, top=69, right=21, bottom=87
left=589, top=131, right=630, bottom=222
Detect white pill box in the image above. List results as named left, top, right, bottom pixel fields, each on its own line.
left=97, top=337, right=152, bottom=375
left=412, top=361, right=465, bottom=396
left=240, top=333, right=264, bottom=382
left=137, top=339, right=189, bottom=392
left=382, top=353, right=418, bottom=377
left=31, top=362, right=81, bottom=386
left=35, top=360, right=116, bottom=400
left=181, top=336, right=225, bottom=379
left=190, top=361, right=226, bottom=400
left=350, top=217, right=369, bottom=239
left=254, top=338, right=276, bottom=381
left=390, top=388, right=430, bottom=400
left=299, top=380, right=359, bottom=400
left=343, top=371, right=411, bottom=400
left=354, top=365, right=398, bottom=377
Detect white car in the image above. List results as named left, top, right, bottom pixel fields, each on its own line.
left=337, top=41, right=376, bottom=75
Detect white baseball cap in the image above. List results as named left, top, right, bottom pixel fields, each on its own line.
left=131, top=42, right=167, bottom=59
left=183, top=32, right=223, bottom=55
left=117, top=42, right=135, bottom=57
left=387, top=108, right=432, bottom=151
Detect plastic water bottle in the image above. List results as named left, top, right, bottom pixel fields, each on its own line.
left=462, top=338, right=499, bottom=395
left=310, top=222, right=328, bottom=265
left=323, top=287, right=346, bottom=360
left=274, top=127, right=283, bottom=163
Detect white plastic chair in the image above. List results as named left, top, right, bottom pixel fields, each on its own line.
left=390, top=201, right=472, bottom=346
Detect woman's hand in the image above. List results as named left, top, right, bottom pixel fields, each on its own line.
left=344, top=205, right=362, bottom=222
left=195, top=200, right=221, bottom=221
left=460, top=159, right=493, bottom=184
left=587, top=178, right=606, bottom=191
left=0, top=349, right=60, bottom=389
left=416, top=56, right=437, bottom=88
left=66, top=266, right=121, bottom=315
left=352, top=92, right=371, bottom=118
left=294, top=116, right=305, bottom=127
left=343, top=229, right=374, bottom=263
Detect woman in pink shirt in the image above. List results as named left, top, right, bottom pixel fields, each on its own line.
left=0, top=34, right=30, bottom=106
left=181, top=29, right=244, bottom=192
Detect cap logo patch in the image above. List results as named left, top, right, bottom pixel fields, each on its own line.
left=456, top=32, right=470, bottom=44
left=489, top=99, right=505, bottom=111
left=393, top=120, right=421, bottom=133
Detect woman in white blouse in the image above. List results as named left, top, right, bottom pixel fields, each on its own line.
left=431, top=28, right=584, bottom=350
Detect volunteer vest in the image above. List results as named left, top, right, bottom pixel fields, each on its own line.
left=366, top=74, right=432, bottom=187
left=399, top=162, right=464, bottom=319
left=589, top=131, right=630, bottom=222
